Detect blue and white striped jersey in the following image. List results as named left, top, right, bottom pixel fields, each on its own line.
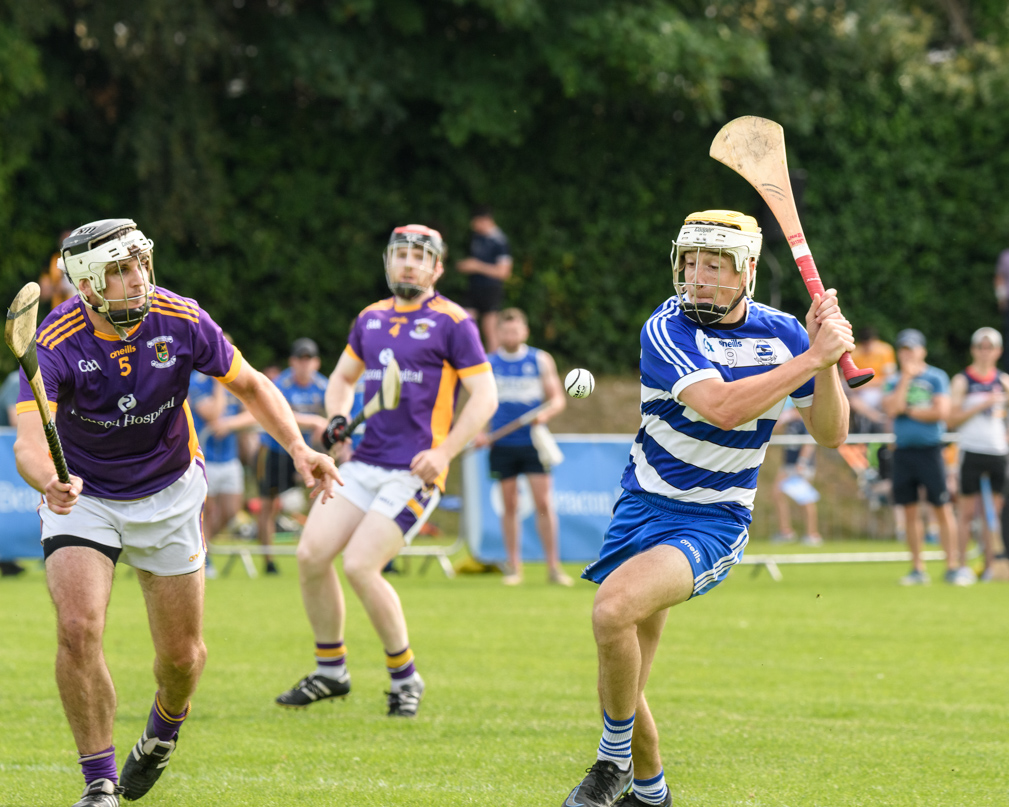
left=489, top=345, right=544, bottom=447
left=621, top=296, right=815, bottom=519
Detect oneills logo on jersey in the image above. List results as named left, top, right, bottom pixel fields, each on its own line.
left=147, top=334, right=177, bottom=368
left=409, top=318, right=436, bottom=340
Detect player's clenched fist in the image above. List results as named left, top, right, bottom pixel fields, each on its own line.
left=810, top=316, right=855, bottom=369
left=410, top=445, right=450, bottom=486
left=44, top=473, right=82, bottom=515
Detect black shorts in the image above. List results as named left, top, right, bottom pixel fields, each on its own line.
left=489, top=444, right=546, bottom=480
left=892, top=446, right=950, bottom=506
left=959, top=451, right=1007, bottom=496
left=257, top=446, right=299, bottom=497
left=465, top=279, right=504, bottom=316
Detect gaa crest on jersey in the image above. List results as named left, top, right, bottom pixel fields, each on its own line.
left=409, top=317, right=436, bottom=340
left=753, top=342, right=776, bottom=365
left=147, top=334, right=177, bottom=368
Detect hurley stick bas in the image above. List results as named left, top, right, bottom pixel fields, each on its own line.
left=710, top=116, right=874, bottom=388
left=4, top=281, right=71, bottom=483
left=337, top=356, right=402, bottom=442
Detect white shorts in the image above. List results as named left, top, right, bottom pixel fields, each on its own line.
left=205, top=458, right=244, bottom=496
left=336, top=461, right=441, bottom=545
left=40, top=459, right=208, bottom=576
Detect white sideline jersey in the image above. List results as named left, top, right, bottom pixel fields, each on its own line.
left=621, top=296, right=815, bottom=519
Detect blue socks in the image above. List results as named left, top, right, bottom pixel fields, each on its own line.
left=597, top=710, right=634, bottom=770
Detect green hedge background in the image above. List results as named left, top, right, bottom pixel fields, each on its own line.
left=2, top=0, right=1008, bottom=375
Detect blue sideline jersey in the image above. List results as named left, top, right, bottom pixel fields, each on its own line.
left=882, top=365, right=950, bottom=448
left=259, top=367, right=328, bottom=453
left=188, top=370, right=242, bottom=463
left=488, top=345, right=543, bottom=447
left=622, top=296, right=814, bottom=521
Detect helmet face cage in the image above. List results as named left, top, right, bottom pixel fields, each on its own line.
left=383, top=225, right=444, bottom=301
left=62, top=220, right=155, bottom=332
left=671, top=212, right=761, bottom=325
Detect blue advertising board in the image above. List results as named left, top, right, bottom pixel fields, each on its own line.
left=0, top=428, right=44, bottom=559
left=462, top=435, right=634, bottom=564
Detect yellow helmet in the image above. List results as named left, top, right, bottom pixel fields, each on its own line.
left=671, top=210, right=762, bottom=324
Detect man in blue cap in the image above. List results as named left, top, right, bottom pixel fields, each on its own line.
left=881, top=329, right=969, bottom=585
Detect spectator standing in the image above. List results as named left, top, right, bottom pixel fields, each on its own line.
left=881, top=329, right=970, bottom=585
left=253, top=338, right=329, bottom=574
left=475, top=308, right=572, bottom=586
left=457, top=205, right=512, bottom=353
left=948, top=327, right=1009, bottom=581
left=0, top=368, right=19, bottom=426
left=994, top=248, right=1009, bottom=364
left=189, top=344, right=247, bottom=577
left=770, top=401, right=822, bottom=546
left=847, top=326, right=896, bottom=434
left=845, top=326, right=900, bottom=539
left=0, top=369, right=26, bottom=576
left=38, top=229, right=75, bottom=311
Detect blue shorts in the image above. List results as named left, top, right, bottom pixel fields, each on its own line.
left=582, top=491, right=749, bottom=598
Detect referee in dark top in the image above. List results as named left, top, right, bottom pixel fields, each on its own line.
left=457, top=205, right=513, bottom=353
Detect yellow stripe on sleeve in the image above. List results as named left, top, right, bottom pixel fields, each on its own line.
left=457, top=362, right=491, bottom=378
left=16, top=400, right=58, bottom=415
left=343, top=344, right=362, bottom=363
left=215, top=349, right=244, bottom=384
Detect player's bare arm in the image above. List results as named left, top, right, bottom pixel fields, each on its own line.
left=410, top=369, right=498, bottom=485
left=457, top=256, right=513, bottom=280
left=533, top=351, right=566, bottom=425
left=13, top=408, right=83, bottom=514
left=225, top=359, right=341, bottom=499
left=324, top=350, right=364, bottom=423
left=798, top=292, right=851, bottom=446
left=906, top=393, right=951, bottom=423
left=678, top=299, right=853, bottom=438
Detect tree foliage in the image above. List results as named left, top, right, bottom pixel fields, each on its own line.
left=1, top=0, right=1008, bottom=377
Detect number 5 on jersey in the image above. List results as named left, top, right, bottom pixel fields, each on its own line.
left=119, top=355, right=132, bottom=376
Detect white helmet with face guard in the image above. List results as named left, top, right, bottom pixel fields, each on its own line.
left=671, top=210, right=762, bottom=325
left=383, top=224, right=444, bottom=301
left=62, top=219, right=155, bottom=337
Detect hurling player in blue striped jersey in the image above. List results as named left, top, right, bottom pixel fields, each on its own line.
left=562, top=211, right=853, bottom=807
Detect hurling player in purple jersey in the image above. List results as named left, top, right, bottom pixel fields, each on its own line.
left=275, top=224, right=497, bottom=717
left=13, top=219, right=341, bottom=807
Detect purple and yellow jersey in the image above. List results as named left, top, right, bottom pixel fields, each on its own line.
left=345, top=293, right=489, bottom=489
left=16, top=289, right=240, bottom=500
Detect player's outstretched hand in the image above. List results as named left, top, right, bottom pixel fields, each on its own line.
left=292, top=445, right=343, bottom=503
left=410, top=445, right=450, bottom=486
left=45, top=473, right=83, bottom=515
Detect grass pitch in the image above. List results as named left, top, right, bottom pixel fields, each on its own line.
left=1, top=542, right=1008, bottom=806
